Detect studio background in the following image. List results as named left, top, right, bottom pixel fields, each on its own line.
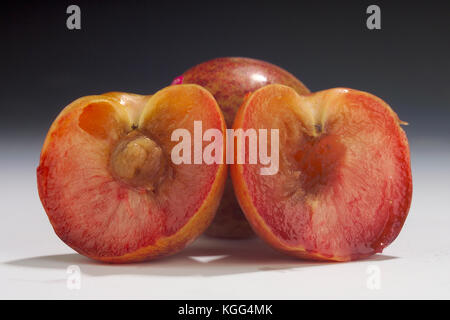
left=1, top=0, right=449, bottom=299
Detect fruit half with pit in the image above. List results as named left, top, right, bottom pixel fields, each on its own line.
left=173, top=57, right=310, bottom=238
left=231, top=84, right=412, bottom=261
left=37, top=85, right=227, bottom=263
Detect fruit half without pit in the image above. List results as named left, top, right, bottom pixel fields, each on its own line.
left=231, top=84, right=412, bottom=261
left=37, top=85, right=227, bottom=263
left=174, top=57, right=310, bottom=239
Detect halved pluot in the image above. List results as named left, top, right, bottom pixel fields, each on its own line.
left=231, top=84, right=412, bottom=261
left=37, top=85, right=227, bottom=263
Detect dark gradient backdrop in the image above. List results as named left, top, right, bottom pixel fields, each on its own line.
left=1, top=1, right=449, bottom=141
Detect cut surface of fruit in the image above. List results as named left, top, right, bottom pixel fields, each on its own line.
left=37, top=85, right=227, bottom=263
left=175, top=57, right=310, bottom=238
left=231, top=84, right=412, bottom=261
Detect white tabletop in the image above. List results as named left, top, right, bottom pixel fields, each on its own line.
left=1, top=136, right=449, bottom=299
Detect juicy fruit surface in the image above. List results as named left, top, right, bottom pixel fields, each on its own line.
left=231, top=84, right=412, bottom=261
left=178, top=57, right=310, bottom=238
left=37, top=85, right=226, bottom=262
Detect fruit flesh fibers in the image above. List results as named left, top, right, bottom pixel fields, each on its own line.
left=231, top=84, right=412, bottom=261
left=37, top=85, right=227, bottom=262
left=177, top=57, right=310, bottom=238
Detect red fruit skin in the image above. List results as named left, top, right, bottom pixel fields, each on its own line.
left=174, top=57, right=310, bottom=238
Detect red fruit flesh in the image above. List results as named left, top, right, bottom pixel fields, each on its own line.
left=175, top=57, right=310, bottom=238
left=231, top=84, right=412, bottom=261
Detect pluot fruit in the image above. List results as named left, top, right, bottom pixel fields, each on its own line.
left=173, top=57, right=310, bottom=238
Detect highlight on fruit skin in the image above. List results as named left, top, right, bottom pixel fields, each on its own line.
left=37, top=85, right=227, bottom=263
left=173, top=57, right=310, bottom=239
left=230, top=84, right=413, bottom=261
